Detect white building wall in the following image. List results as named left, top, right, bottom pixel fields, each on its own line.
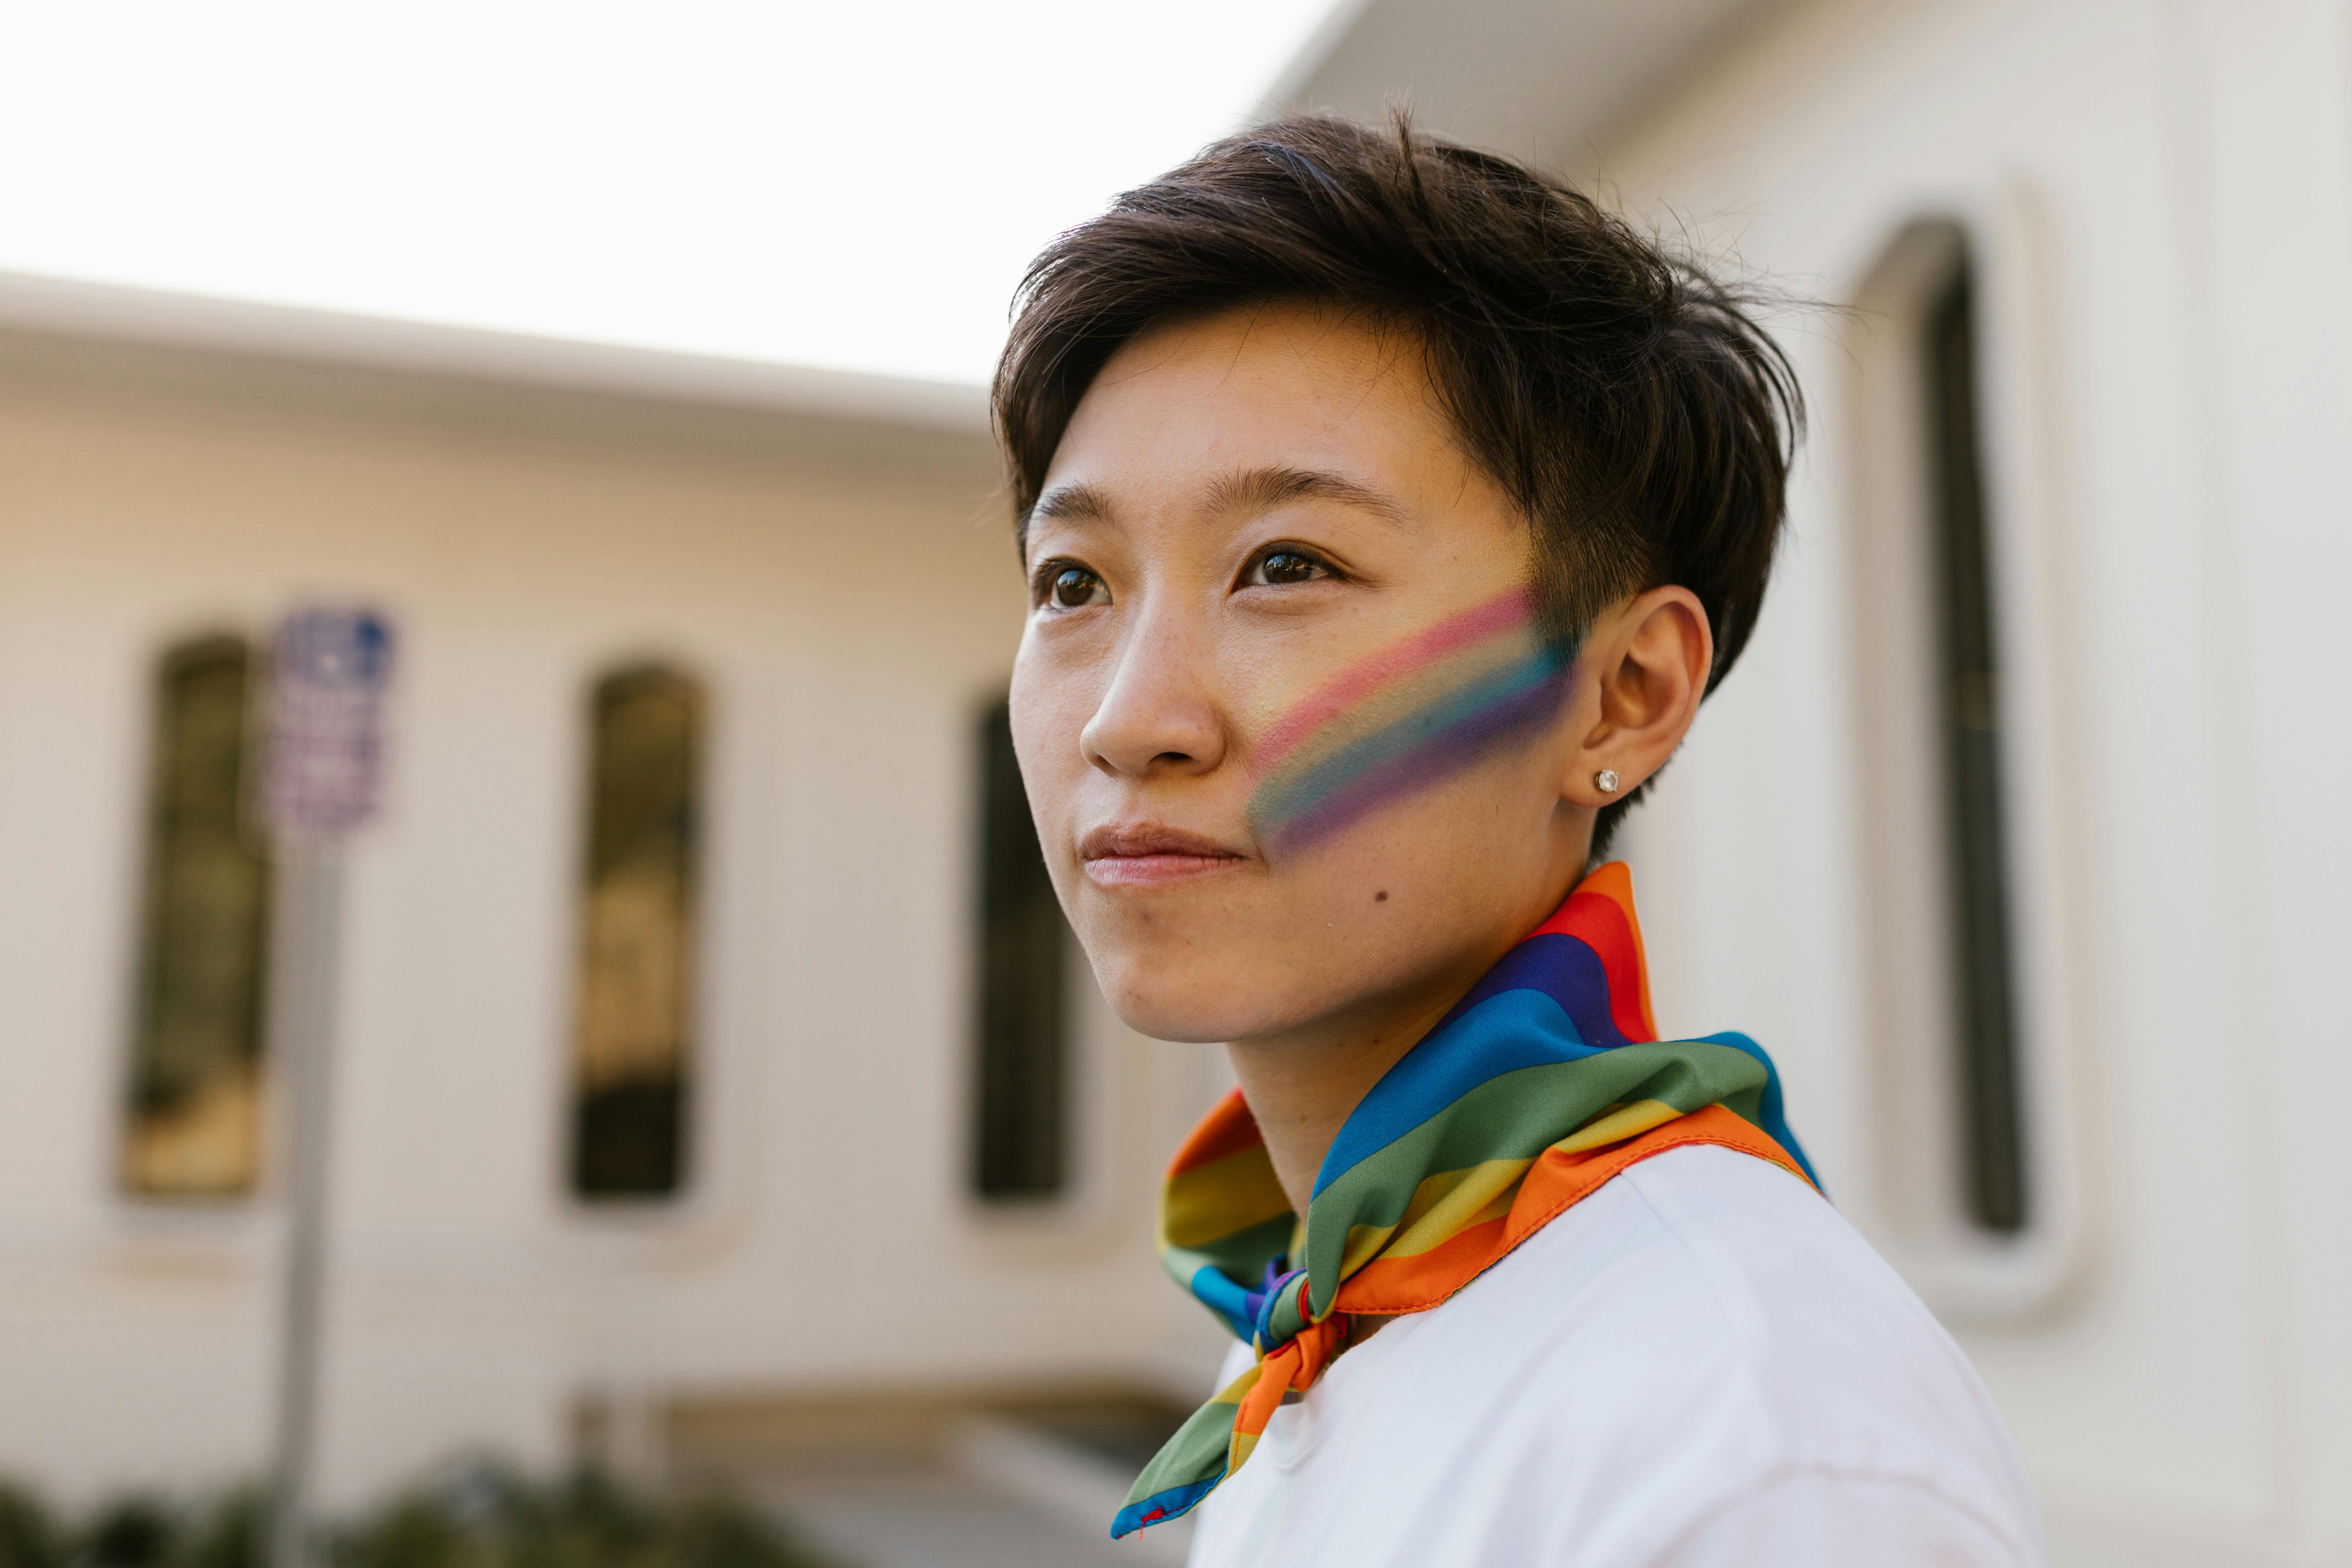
left=0, top=339, right=1229, bottom=1508
left=1574, top=0, right=2352, bottom=1561
left=14, top=5, right=2350, bottom=1553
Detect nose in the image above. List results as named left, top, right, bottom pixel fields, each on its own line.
left=1080, top=598, right=1228, bottom=780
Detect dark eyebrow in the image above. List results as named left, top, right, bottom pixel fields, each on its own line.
left=1017, top=467, right=1408, bottom=558
left=1018, top=482, right=1116, bottom=559
left=1028, top=482, right=1115, bottom=526
left=1205, top=466, right=1412, bottom=526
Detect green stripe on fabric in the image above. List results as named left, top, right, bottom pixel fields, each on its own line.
left=1160, top=1211, right=1297, bottom=1295
left=1121, top=1390, right=1248, bottom=1509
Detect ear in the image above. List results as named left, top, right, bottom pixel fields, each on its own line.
left=1561, top=587, right=1714, bottom=808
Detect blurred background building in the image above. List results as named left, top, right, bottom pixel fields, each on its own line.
left=0, top=2, right=2346, bottom=1567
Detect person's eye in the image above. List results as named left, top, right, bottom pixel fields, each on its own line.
left=1034, top=562, right=1110, bottom=611
left=1243, top=548, right=1335, bottom=589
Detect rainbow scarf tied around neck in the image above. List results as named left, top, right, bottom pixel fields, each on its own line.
left=1113, top=862, right=1819, bottom=1539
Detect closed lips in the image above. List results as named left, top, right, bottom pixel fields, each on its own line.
left=1080, top=824, right=1248, bottom=883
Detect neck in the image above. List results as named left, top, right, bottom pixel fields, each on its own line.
left=1224, top=981, right=1476, bottom=1218
left=1232, top=820, right=1598, bottom=1216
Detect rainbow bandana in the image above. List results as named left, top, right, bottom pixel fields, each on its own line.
left=1113, top=862, right=1819, bottom=1539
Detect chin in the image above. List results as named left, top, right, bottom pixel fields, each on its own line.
left=1094, top=965, right=1260, bottom=1044
left=1083, top=945, right=1292, bottom=1045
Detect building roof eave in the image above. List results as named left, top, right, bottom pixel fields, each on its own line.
left=0, top=268, right=992, bottom=440
left=1267, top=0, right=1775, bottom=164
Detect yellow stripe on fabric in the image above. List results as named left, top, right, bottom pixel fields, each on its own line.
left=1319, top=1113, right=1693, bottom=1281
left=1339, top=1156, right=1535, bottom=1272
left=1552, top=1098, right=1685, bottom=1155
left=1210, top=1364, right=1260, bottom=1409
left=1160, top=1146, right=1294, bottom=1250
left=1338, top=1221, right=1397, bottom=1279
left=1383, top=1156, right=1532, bottom=1258
left=1221, top=1358, right=1269, bottom=1470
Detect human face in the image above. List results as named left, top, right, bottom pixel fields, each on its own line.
left=1008, top=304, right=1598, bottom=1050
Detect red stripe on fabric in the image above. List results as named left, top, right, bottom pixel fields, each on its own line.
left=1526, top=862, right=1657, bottom=1041
left=1567, top=893, right=1652, bottom=1044
left=1167, top=1088, right=1263, bottom=1177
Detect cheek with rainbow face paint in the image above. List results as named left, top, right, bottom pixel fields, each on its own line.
left=1245, top=588, right=1574, bottom=854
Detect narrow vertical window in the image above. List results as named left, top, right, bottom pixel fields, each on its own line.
left=972, top=697, right=1067, bottom=1201
left=571, top=666, right=704, bottom=1201
left=124, top=637, right=272, bottom=1198
left=1923, top=255, right=2027, bottom=1233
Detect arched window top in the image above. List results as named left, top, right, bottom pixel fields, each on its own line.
left=1842, top=204, right=2096, bottom=1319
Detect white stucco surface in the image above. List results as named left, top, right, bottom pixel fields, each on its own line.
left=0, top=335, right=1230, bottom=1507
left=1287, top=0, right=2352, bottom=1560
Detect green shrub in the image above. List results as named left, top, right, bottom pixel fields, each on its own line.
left=0, top=1470, right=840, bottom=1568
left=81, top=1498, right=177, bottom=1568
left=181, top=1490, right=267, bottom=1568
left=0, top=1482, right=61, bottom=1568
left=331, top=1466, right=838, bottom=1568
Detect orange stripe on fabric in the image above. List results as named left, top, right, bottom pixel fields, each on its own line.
left=1231, top=1323, right=1340, bottom=1442
left=1337, top=1215, right=1512, bottom=1308
left=1331, top=1106, right=1809, bottom=1318
left=1501, top=1105, right=1809, bottom=1263
left=1167, top=1088, right=1264, bottom=1176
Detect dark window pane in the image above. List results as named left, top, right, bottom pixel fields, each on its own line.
left=1924, top=256, right=2028, bottom=1233
left=973, top=698, right=1067, bottom=1200
left=571, top=666, right=704, bottom=1199
left=124, top=637, right=272, bottom=1197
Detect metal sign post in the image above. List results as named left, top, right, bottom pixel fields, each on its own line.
left=262, top=608, right=393, bottom=1568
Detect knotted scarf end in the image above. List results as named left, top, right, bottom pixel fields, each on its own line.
left=1110, top=1477, right=1219, bottom=1540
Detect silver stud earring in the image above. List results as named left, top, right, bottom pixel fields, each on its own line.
left=1595, top=768, right=1621, bottom=794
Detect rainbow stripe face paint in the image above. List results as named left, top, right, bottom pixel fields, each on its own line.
left=1247, top=588, right=1572, bottom=853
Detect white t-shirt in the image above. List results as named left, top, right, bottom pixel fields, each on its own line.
left=1183, top=1145, right=2041, bottom=1568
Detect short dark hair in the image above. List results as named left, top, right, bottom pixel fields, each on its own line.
left=991, top=112, right=1802, bottom=853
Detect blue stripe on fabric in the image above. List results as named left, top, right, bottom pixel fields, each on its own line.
left=1112, top=1477, right=1221, bottom=1539
left=1306, top=937, right=1822, bottom=1202
left=1249, top=1268, right=1307, bottom=1351
left=1428, top=932, right=1629, bottom=1049
left=1312, top=987, right=1605, bottom=1197
left=1697, top=1030, right=1822, bottom=1190
left=1187, top=1265, right=1260, bottom=1341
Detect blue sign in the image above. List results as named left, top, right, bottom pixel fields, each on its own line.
left=265, top=607, right=396, bottom=836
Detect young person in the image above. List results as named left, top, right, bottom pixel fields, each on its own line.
left=992, top=116, right=2041, bottom=1566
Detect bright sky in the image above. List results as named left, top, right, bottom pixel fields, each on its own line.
left=0, top=1, right=1338, bottom=387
